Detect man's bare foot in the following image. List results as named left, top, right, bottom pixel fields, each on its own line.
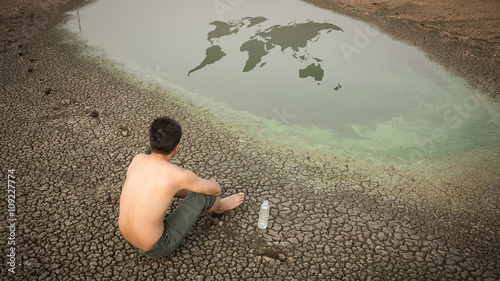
left=212, top=193, right=245, bottom=214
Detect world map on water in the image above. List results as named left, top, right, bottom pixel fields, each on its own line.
left=188, top=17, right=343, bottom=82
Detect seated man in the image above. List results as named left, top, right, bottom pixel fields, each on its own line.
left=119, top=116, right=244, bottom=259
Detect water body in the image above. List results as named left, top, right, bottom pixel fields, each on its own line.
left=64, top=0, right=500, bottom=161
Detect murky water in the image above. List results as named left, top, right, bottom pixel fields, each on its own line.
left=64, top=0, right=500, bottom=160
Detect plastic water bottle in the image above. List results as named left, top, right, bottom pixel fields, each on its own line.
left=258, top=200, right=270, bottom=229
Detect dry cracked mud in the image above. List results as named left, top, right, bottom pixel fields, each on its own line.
left=1, top=0, right=499, bottom=280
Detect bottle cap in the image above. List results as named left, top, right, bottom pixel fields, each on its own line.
left=263, top=200, right=268, bottom=205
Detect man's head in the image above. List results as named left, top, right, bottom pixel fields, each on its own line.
left=149, top=116, right=182, bottom=155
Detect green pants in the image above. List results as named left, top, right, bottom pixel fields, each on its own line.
left=134, top=192, right=216, bottom=259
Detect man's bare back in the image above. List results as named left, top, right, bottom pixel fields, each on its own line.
left=119, top=152, right=244, bottom=252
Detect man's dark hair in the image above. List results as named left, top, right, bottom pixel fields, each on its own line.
left=149, top=117, right=182, bottom=155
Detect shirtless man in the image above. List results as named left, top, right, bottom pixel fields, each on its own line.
left=119, top=116, right=244, bottom=259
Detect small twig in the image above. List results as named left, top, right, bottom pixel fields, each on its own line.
left=77, top=11, right=81, bottom=32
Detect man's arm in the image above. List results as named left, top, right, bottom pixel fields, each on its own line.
left=178, top=170, right=222, bottom=197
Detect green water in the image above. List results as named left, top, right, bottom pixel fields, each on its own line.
left=64, top=0, right=500, bottom=162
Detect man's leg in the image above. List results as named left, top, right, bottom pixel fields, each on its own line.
left=163, top=192, right=216, bottom=251
left=163, top=192, right=244, bottom=252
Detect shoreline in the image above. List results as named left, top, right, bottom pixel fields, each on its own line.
left=1, top=0, right=499, bottom=279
